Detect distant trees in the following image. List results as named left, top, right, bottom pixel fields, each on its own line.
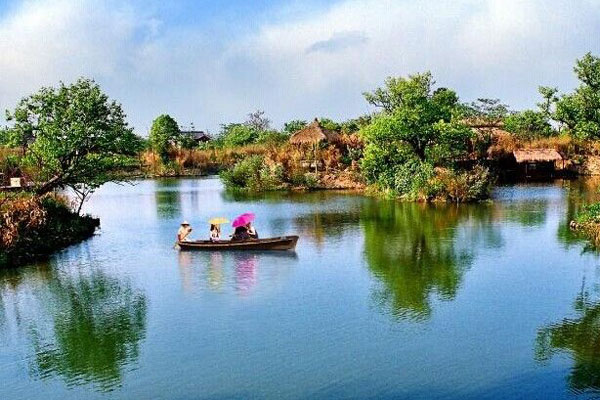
left=2, top=78, right=143, bottom=204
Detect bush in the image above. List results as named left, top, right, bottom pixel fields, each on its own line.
left=220, top=155, right=282, bottom=191
left=0, top=194, right=99, bottom=267
left=437, top=165, right=493, bottom=202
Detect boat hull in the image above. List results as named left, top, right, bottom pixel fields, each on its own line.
left=178, top=235, right=299, bottom=251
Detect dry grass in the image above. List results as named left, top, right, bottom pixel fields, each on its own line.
left=486, top=133, right=586, bottom=160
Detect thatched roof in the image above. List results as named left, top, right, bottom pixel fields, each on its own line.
left=513, top=149, right=563, bottom=163
left=463, top=118, right=504, bottom=128
left=290, top=119, right=341, bottom=145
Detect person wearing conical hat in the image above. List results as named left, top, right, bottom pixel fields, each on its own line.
left=177, top=221, right=193, bottom=242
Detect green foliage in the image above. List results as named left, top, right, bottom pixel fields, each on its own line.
left=362, top=72, right=466, bottom=160
left=459, top=98, right=510, bottom=121
left=318, top=118, right=341, bottom=131
left=359, top=72, right=490, bottom=202
left=3, top=78, right=142, bottom=195
left=283, top=120, right=308, bottom=135
left=555, top=53, right=600, bottom=139
left=220, top=155, right=281, bottom=191
left=149, top=114, right=180, bottom=161
left=220, top=123, right=259, bottom=147
left=576, top=202, right=600, bottom=224
left=256, top=130, right=289, bottom=144
left=504, top=110, right=554, bottom=139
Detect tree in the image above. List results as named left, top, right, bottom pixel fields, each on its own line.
left=220, top=123, right=258, bottom=147
left=459, top=98, right=510, bottom=122
left=504, top=110, right=554, bottom=139
left=244, top=110, right=271, bottom=132
left=149, top=114, right=180, bottom=162
left=283, top=120, right=308, bottom=135
left=4, top=78, right=142, bottom=198
left=555, top=53, right=600, bottom=138
left=362, top=72, right=470, bottom=161
left=360, top=72, right=479, bottom=199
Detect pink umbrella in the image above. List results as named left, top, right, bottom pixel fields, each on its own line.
left=232, top=213, right=255, bottom=228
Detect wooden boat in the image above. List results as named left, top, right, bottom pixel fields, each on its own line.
left=178, top=235, right=299, bottom=251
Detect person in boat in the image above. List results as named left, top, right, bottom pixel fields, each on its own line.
left=231, top=225, right=250, bottom=241
left=177, top=221, right=193, bottom=242
left=246, top=222, right=258, bottom=239
left=210, top=224, right=221, bottom=242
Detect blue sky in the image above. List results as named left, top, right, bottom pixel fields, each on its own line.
left=1, top=0, right=599, bottom=134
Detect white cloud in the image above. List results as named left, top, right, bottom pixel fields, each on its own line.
left=0, top=0, right=599, bottom=134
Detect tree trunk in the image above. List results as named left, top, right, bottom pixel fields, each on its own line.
left=35, top=175, right=62, bottom=195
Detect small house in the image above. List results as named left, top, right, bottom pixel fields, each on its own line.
left=180, top=130, right=211, bottom=144
left=512, top=149, right=564, bottom=178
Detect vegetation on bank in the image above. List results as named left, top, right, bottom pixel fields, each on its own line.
left=0, top=193, right=99, bottom=267
left=2, top=52, right=600, bottom=262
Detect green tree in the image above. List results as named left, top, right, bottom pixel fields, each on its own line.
left=3, top=78, right=142, bottom=197
left=283, top=120, right=308, bottom=135
left=362, top=73, right=469, bottom=161
left=460, top=98, right=510, bottom=122
left=149, top=114, right=180, bottom=162
left=504, top=109, right=554, bottom=139
left=555, top=53, right=600, bottom=138
left=219, top=123, right=259, bottom=147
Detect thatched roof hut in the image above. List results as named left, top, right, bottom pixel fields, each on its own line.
left=290, top=119, right=341, bottom=145
left=513, top=149, right=563, bottom=163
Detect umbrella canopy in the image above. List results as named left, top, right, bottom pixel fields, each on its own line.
left=289, top=118, right=341, bottom=145
left=209, top=217, right=229, bottom=225
left=232, top=213, right=255, bottom=228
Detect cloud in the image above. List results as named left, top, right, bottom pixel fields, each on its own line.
left=306, top=31, right=368, bottom=53
left=1, top=0, right=599, bottom=134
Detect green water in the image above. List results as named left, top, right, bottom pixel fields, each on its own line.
left=2, top=177, right=600, bottom=399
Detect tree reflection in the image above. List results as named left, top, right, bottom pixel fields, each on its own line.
left=536, top=287, right=600, bottom=393
left=293, top=210, right=360, bottom=248
left=154, top=178, right=182, bottom=219
left=362, top=200, right=473, bottom=321
left=0, top=263, right=147, bottom=392
left=557, top=178, right=600, bottom=248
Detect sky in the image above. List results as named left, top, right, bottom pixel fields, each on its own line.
left=0, top=0, right=599, bottom=135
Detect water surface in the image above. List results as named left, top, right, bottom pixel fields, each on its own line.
left=2, top=177, right=600, bottom=399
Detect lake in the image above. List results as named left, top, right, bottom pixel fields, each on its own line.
left=2, top=177, right=600, bottom=399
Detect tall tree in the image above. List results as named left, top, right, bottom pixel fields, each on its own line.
left=149, top=114, right=180, bottom=162
left=555, top=53, right=600, bottom=138
left=3, top=78, right=142, bottom=198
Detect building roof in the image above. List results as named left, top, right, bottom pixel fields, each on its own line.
left=181, top=130, right=211, bottom=141
left=513, top=149, right=563, bottom=163
left=290, top=119, right=341, bottom=145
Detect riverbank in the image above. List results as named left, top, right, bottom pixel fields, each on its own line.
left=0, top=194, right=99, bottom=267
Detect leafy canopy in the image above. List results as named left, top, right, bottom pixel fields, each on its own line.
left=149, top=114, right=180, bottom=161
left=555, top=52, right=600, bottom=139
left=361, top=72, right=471, bottom=161
left=3, top=77, right=142, bottom=195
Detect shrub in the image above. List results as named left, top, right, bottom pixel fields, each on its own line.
left=220, top=155, right=282, bottom=191
left=0, top=194, right=99, bottom=267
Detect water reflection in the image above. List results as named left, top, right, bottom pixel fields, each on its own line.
left=154, top=179, right=182, bottom=219
left=176, top=251, right=296, bottom=295
left=557, top=178, right=600, bottom=248
left=293, top=211, right=360, bottom=248
left=235, top=253, right=258, bottom=295
left=0, top=260, right=147, bottom=392
left=361, top=201, right=474, bottom=321
left=536, top=282, right=600, bottom=394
